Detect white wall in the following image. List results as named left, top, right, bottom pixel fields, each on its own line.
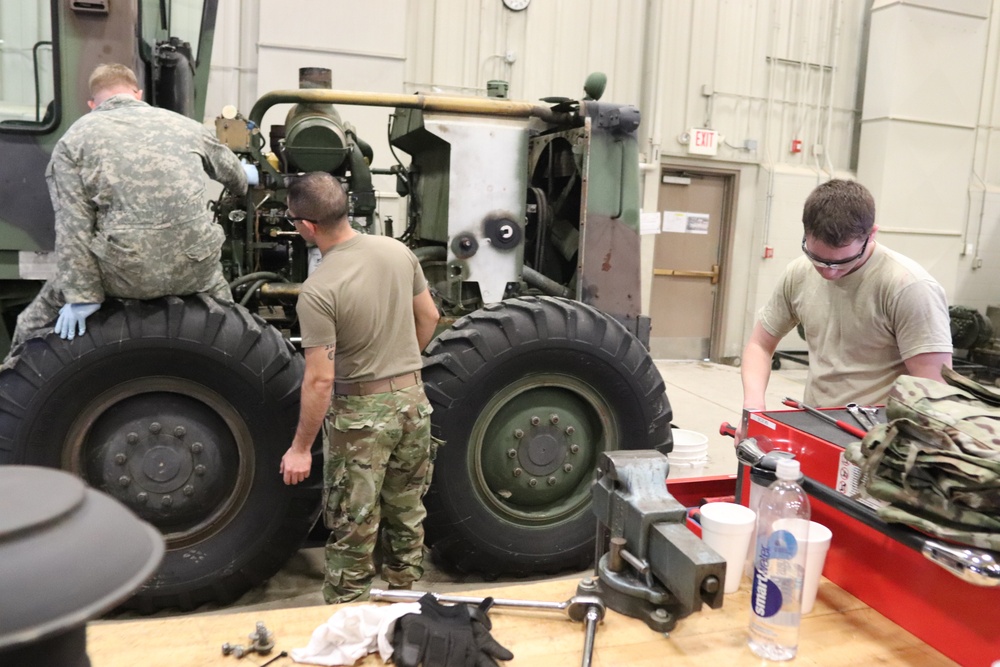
left=205, top=0, right=1000, bottom=359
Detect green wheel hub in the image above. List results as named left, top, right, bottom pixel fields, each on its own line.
left=474, top=374, right=617, bottom=523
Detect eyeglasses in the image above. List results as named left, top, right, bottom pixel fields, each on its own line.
left=284, top=214, right=309, bottom=224
left=801, top=234, right=869, bottom=269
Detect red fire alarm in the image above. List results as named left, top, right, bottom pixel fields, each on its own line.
left=763, top=246, right=774, bottom=259
left=791, top=139, right=802, bottom=153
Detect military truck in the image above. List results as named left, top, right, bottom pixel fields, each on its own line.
left=0, top=0, right=673, bottom=611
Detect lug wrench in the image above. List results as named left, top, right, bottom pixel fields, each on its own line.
left=782, top=397, right=867, bottom=439
left=370, top=588, right=606, bottom=665
left=370, top=588, right=603, bottom=618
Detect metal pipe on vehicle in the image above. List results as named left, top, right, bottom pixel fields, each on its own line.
left=259, top=282, right=301, bottom=300
left=248, top=89, right=571, bottom=131
left=523, top=266, right=572, bottom=298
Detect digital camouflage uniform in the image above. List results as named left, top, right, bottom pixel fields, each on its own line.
left=10, top=94, right=246, bottom=349
left=322, top=385, right=435, bottom=603
left=846, top=367, right=1000, bottom=550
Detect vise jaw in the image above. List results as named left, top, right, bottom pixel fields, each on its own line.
left=586, top=450, right=726, bottom=633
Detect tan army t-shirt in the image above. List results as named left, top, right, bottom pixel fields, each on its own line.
left=296, top=234, right=428, bottom=382
left=758, top=243, right=952, bottom=407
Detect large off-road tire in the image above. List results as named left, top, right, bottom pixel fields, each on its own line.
left=0, top=295, right=321, bottom=611
left=421, top=296, right=672, bottom=575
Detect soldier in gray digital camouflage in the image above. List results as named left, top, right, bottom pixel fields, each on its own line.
left=6, top=63, right=252, bottom=353
left=279, top=171, right=441, bottom=604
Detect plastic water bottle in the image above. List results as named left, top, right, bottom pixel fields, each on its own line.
left=748, top=458, right=811, bottom=661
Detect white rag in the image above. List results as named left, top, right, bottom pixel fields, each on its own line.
left=290, top=602, right=421, bottom=666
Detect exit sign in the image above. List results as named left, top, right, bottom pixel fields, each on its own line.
left=688, top=128, right=719, bottom=156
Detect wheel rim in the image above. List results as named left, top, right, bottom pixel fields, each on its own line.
left=62, top=377, right=255, bottom=549
left=471, top=373, right=618, bottom=524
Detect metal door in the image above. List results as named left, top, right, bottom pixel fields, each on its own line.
left=649, top=170, right=730, bottom=359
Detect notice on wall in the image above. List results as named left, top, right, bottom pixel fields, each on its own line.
left=640, top=210, right=662, bottom=235
left=661, top=211, right=688, bottom=233
left=661, top=211, right=710, bottom=234
left=686, top=213, right=709, bottom=234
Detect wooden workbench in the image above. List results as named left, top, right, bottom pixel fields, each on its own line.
left=86, top=576, right=956, bottom=666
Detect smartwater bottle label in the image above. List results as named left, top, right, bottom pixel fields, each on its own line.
left=768, top=529, right=799, bottom=559
left=751, top=567, right=784, bottom=618
left=751, top=530, right=800, bottom=620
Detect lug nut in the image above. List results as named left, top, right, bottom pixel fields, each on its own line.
left=547, top=476, right=557, bottom=486
left=126, top=432, right=139, bottom=445
left=565, top=425, right=575, bottom=435
left=190, top=442, right=203, bottom=454
left=507, top=449, right=517, bottom=458
left=174, top=426, right=186, bottom=437
left=162, top=495, right=173, bottom=507
left=118, top=475, right=130, bottom=487
left=136, top=492, right=148, bottom=504
left=149, top=422, right=161, bottom=434
left=195, top=464, right=206, bottom=475
left=570, top=444, right=580, bottom=454
left=513, top=468, right=522, bottom=477
left=183, top=485, right=195, bottom=496
left=513, top=429, right=524, bottom=439
left=549, top=414, right=559, bottom=424
left=563, top=464, right=573, bottom=473
left=528, top=478, right=537, bottom=487
left=530, top=416, right=540, bottom=426
left=114, top=453, right=127, bottom=465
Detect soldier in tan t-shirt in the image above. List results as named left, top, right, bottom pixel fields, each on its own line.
left=278, top=172, right=440, bottom=604
left=737, top=179, right=952, bottom=439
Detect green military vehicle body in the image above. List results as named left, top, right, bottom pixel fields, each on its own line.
left=0, top=0, right=673, bottom=611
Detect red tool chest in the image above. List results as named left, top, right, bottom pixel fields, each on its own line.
left=731, top=407, right=1000, bottom=667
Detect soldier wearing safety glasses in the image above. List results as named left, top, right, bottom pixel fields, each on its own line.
left=738, top=179, right=952, bottom=432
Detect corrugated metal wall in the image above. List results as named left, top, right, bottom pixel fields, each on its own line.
left=206, top=0, right=1000, bottom=359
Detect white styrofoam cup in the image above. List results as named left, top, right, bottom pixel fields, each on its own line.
left=699, top=502, right=757, bottom=594
left=773, top=518, right=833, bottom=614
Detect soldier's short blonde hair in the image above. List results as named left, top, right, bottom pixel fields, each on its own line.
left=88, top=63, right=139, bottom=98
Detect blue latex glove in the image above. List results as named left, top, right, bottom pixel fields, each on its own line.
left=54, top=302, right=101, bottom=340
left=241, top=159, right=259, bottom=187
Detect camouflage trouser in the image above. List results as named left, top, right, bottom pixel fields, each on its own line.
left=9, top=263, right=232, bottom=351
left=321, top=383, right=435, bottom=604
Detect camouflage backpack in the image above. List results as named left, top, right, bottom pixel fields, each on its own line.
left=844, top=367, right=1000, bottom=550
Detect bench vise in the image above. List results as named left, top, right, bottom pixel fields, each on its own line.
left=581, top=450, right=725, bottom=633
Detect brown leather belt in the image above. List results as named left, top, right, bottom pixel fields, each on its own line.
left=334, top=370, right=422, bottom=397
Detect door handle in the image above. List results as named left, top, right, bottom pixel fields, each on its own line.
left=653, top=264, right=719, bottom=285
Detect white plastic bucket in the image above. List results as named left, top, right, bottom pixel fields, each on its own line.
left=667, top=429, right=709, bottom=467
left=671, top=429, right=709, bottom=449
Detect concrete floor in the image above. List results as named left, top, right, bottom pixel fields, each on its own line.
left=186, top=360, right=811, bottom=616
